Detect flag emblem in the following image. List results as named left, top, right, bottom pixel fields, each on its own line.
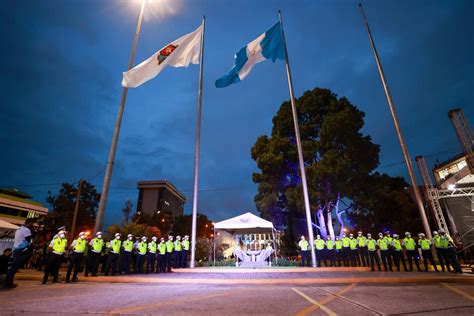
left=157, top=44, right=178, bottom=65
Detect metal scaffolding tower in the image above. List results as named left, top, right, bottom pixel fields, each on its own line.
left=448, top=108, right=474, bottom=171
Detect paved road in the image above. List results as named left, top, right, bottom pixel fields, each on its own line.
left=1, top=278, right=473, bottom=315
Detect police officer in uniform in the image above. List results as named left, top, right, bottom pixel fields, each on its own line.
left=157, top=237, right=166, bottom=273
left=120, top=234, right=134, bottom=275
left=146, top=236, right=157, bottom=273
left=341, top=233, right=351, bottom=267
left=173, top=236, right=182, bottom=269
left=357, top=231, right=368, bottom=267
left=181, top=235, right=190, bottom=268
left=298, top=235, right=310, bottom=267
left=367, top=234, right=381, bottom=272
left=43, top=230, right=67, bottom=284
left=403, top=232, right=421, bottom=272
left=418, top=233, right=438, bottom=272
left=135, top=236, right=147, bottom=274
left=314, top=235, right=325, bottom=267
left=377, top=232, right=392, bottom=271
left=391, top=234, right=407, bottom=272
left=86, top=232, right=104, bottom=277
left=66, top=232, right=86, bottom=283
left=432, top=231, right=449, bottom=272
left=383, top=231, right=394, bottom=271
left=439, top=229, right=462, bottom=273
left=334, top=236, right=343, bottom=267
left=165, top=236, right=174, bottom=272
left=105, top=233, right=122, bottom=276
left=349, top=233, right=360, bottom=267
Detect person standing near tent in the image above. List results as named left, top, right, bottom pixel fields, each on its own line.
left=298, top=235, right=310, bottom=267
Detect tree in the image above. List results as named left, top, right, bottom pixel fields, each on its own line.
left=45, top=180, right=100, bottom=233
left=251, top=88, right=380, bottom=248
left=107, top=222, right=160, bottom=240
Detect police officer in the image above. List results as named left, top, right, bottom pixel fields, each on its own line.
left=383, top=231, right=394, bottom=270
left=174, top=236, right=182, bottom=269
left=146, top=236, right=157, bottom=273
left=135, top=236, right=147, bottom=274
left=432, top=231, right=449, bottom=272
left=105, top=233, right=122, bottom=276
left=181, top=235, right=190, bottom=268
left=439, top=229, right=462, bottom=273
left=377, top=232, right=392, bottom=271
left=349, top=233, right=360, bottom=267
left=314, top=235, right=325, bottom=267
left=166, top=236, right=174, bottom=272
left=43, top=230, right=67, bottom=284
left=86, top=232, right=104, bottom=277
left=357, top=231, right=368, bottom=267
left=298, top=235, right=310, bottom=267
left=341, top=233, right=351, bottom=267
left=418, top=233, right=438, bottom=272
left=403, top=232, right=421, bottom=272
left=325, top=236, right=336, bottom=267
left=334, top=236, right=343, bottom=267
left=391, top=234, right=407, bottom=272
left=66, top=232, right=86, bottom=283
left=157, top=237, right=166, bottom=273
left=367, top=234, right=381, bottom=272
left=120, top=234, right=134, bottom=275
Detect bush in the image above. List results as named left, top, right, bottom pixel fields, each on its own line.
left=272, top=258, right=299, bottom=267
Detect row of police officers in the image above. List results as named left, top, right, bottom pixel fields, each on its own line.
left=298, top=229, right=463, bottom=273
left=42, top=230, right=190, bottom=283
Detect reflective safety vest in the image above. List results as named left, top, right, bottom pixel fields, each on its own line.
left=174, top=240, right=182, bottom=251
left=326, top=240, right=334, bottom=250
left=335, top=240, right=343, bottom=250
left=123, top=240, right=133, bottom=252
left=403, top=238, right=416, bottom=251
left=392, top=239, right=402, bottom=251
left=110, top=239, right=121, bottom=254
left=357, top=236, right=367, bottom=247
left=367, top=239, right=377, bottom=251
left=73, top=238, right=86, bottom=253
left=419, top=239, right=431, bottom=250
left=440, top=236, right=452, bottom=249
left=182, top=240, right=190, bottom=250
left=384, top=236, right=393, bottom=244
left=158, top=243, right=166, bottom=255
left=166, top=240, right=174, bottom=253
left=433, top=236, right=443, bottom=248
left=52, top=237, right=67, bottom=254
left=137, top=242, right=147, bottom=255
left=148, top=241, right=157, bottom=253
left=91, top=238, right=104, bottom=253
left=314, top=239, right=325, bottom=250
left=378, top=238, right=388, bottom=251
left=341, top=237, right=350, bottom=247
left=349, top=238, right=358, bottom=250
left=298, top=240, right=309, bottom=251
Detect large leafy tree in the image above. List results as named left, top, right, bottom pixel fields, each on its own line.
left=251, top=88, right=380, bottom=247
left=45, top=180, right=100, bottom=232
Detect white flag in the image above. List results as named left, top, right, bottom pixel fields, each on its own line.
left=122, top=25, right=203, bottom=88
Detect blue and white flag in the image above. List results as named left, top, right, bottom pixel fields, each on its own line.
left=215, top=22, right=285, bottom=88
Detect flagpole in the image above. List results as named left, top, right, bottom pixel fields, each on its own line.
left=190, top=16, right=206, bottom=268
left=278, top=10, right=317, bottom=268
left=358, top=3, right=431, bottom=239
left=94, top=0, right=146, bottom=233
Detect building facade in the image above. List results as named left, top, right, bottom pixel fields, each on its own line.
left=136, top=180, right=185, bottom=217
left=0, top=188, right=48, bottom=226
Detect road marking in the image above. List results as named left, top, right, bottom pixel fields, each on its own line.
left=108, top=288, right=246, bottom=314
left=294, top=284, right=356, bottom=316
left=441, top=283, right=474, bottom=301
left=292, top=287, right=337, bottom=316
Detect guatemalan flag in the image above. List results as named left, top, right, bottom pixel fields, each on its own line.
left=215, top=22, right=285, bottom=88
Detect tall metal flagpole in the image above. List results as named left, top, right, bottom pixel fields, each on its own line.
left=190, top=16, right=206, bottom=268
left=358, top=3, right=431, bottom=239
left=278, top=11, right=317, bottom=267
left=94, top=0, right=146, bottom=233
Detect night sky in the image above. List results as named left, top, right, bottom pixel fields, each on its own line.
left=1, top=0, right=472, bottom=227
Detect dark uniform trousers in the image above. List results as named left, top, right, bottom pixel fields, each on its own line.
left=120, top=251, right=132, bottom=274
left=369, top=250, right=382, bottom=271
left=341, top=247, right=350, bottom=267
left=104, top=252, right=120, bottom=276
left=146, top=252, right=156, bottom=273
left=166, top=252, right=173, bottom=272
left=435, top=247, right=448, bottom=271
left=315, top=249, right=324, bottom=267
left=380, top=250, right=393, bottom=271
left=300, top=250, right=310, bottom=267
left=421, top=249, right=438, bottom=271
left=181, top=250, right=189, bottom=268
left=359, top=247, right=368, bottom=266
left=445, top=247, right=462, bottom=273
left=157, top=254, right=166, bottom=272
left=66, top=252, right=84, bottom=281
left=392, top=250, right=407, bottom=271
left=173, top=250, right=182, bottom=269
left=43, top=253, right=63, bottom=283
left=335, top=249, right=343, bottom=267
left=135, top=253, right=146, bottom=274
left=350, top=248, right=360, bottom=267
left=406, top=250, right=421, bottom=271
left=87, top=251, right=101, bottom=276
left=326, top=249, right=336, bottom=266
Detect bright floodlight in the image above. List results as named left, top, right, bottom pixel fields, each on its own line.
left=448, top=184, right=456, bottom=190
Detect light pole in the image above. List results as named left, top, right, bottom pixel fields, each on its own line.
left=95, top=0, right=146, bottom=233
left=69, top=179, right=83, bottom=243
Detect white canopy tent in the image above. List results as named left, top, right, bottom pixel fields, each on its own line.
left=213, top=212, right=279, bottom=266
